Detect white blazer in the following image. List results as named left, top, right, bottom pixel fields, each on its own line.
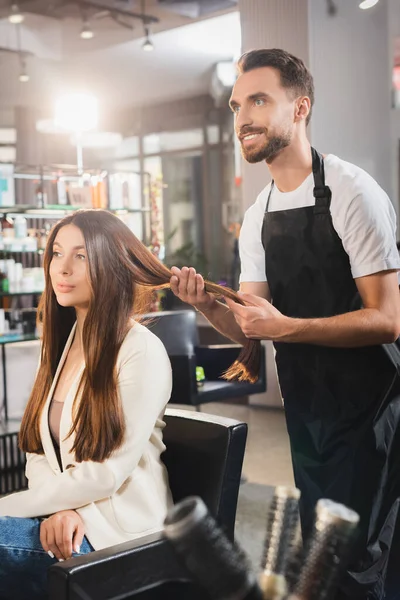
left=0, top=321, right=174, bottom=550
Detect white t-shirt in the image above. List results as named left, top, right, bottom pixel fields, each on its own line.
left=239, top=154, right=400, bottom=283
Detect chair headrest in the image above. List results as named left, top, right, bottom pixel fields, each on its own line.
left=143, top=310, right=199, bottom=355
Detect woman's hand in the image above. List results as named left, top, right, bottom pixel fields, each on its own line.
left=40, top=510, right=85, bottom=561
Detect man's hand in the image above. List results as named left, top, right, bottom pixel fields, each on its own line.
left=170, top=266, right=216, bottom=312
left=225, top=292, right=292, bottom=340
left=40, top=510, right=85, bottom=561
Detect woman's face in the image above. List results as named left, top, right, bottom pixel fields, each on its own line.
left=49, top=224, right=91, bottom=311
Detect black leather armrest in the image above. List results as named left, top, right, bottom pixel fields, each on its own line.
left=48, top=531, right=207, bottom=600
left=195, top=345, right=243, bottom=380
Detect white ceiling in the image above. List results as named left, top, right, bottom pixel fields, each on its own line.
left=0, top=5, right=241, bottom=117
left=0, top=0, right=238, bottom=42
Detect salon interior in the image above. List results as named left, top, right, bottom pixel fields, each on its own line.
left=0, top=0, right=399, bottom=598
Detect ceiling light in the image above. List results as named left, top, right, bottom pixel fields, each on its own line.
left=142, top=38, right=154, bottom=51
left=8, top=4, right=24, bottom=24
left=80, top=22, right=94, bottom=39
left=142, top=25, right=154, bottom=51
left=18, top=56, right=29, bottom=83
left=359, top=0, right=379, bottom=9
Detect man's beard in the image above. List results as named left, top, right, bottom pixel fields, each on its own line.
left=241, top=130, right=292, bottom=164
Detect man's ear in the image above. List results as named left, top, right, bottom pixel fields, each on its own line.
left=295, top=96, right=311, bottom=123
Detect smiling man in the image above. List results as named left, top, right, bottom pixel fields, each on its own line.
left=170, top=49, right=400, bottom=600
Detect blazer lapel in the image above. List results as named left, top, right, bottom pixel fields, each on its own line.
left=40, top=322, right=77, bottom=471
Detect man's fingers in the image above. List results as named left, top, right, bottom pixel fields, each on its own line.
left=186, top=268, right=198, bottom=297
left=169, top=265, right=213, bottom=310
left=238, top=291, right=268, bottom=307
left=196, top=273, right=205, bottom=294
left=224, top=296, right=248, bottom=316
left=170, top=275, right=179, bottom=295
left=170, top=266, right=201, bottom=300
left=170, top=266, right=181, bottom=277
left=170, top=267, right=180, bottom=293
left=172, top=266, right=187, bottom=297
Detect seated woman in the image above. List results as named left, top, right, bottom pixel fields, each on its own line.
left=0, top=209, right=176, bottom=600
left=0, top=209, right=258, bottom=600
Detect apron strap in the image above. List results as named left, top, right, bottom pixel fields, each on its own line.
left=312, top=147, right=332, bottom=215
left=266, top=148, right=330, bottom=216
left=265, top=181, right=274, bottom=214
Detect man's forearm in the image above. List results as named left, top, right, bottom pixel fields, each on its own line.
left=282, top=308, right=400, bottom=347
left=199, top=300, right=247, bottom=346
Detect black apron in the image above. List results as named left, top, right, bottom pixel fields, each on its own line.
left=261, top=148, right=400, bottom=600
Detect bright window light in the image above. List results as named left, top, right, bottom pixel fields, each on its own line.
left=216, top=62, right=236, bottom=87
left=170, top=12, right=241, bottom=58
left=54, top=93, right=98, bottom=132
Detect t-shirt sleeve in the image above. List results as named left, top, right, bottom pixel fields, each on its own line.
left=239, top=201, right=267, bottom=283
left=341, top=182, right=400, bottom=279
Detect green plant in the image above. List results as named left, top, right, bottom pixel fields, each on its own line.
left=164, top=226, right=209, bottom=275
left=165, top=241, right=209, bottom=275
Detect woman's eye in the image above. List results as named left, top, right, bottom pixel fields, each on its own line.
left=76, top=254, right=86, bottom=260
left=52, top=251, right=61, bottom=258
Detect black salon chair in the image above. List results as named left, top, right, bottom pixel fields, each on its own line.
left=142, top=310, right=266, bottom=406
left=48, top=408, right=248, bottom=600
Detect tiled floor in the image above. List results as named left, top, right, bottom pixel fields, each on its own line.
left=171, top=403, right=295, bottom=488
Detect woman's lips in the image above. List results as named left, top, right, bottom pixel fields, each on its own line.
left=57, top=283, right=75, bottom=292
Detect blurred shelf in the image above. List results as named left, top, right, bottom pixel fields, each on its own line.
left=0, top=249, right=42, bottom=254
left=0, top=205, right=151, bottom=216
left=0, top=333, right=38, bottom=344
left=0, top=287, right=43, bottom=297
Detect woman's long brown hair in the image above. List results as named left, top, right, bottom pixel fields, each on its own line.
left=19, top=209, right=260, bottom=462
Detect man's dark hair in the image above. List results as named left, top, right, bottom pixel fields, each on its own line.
left=237, top=48, right=315, bottom=125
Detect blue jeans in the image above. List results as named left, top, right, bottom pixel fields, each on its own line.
left=0, top=516, right=93, bottom=600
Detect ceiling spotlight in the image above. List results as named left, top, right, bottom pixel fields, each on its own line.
left=80, top=21, right=94, bottom=39
left=19, top=58, right=29, bottom=83
left=142, top=25, right=154, bottom=51
left=359, top=0, right=379, bottom=8
left=8, top=3, right=24, bottom=24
